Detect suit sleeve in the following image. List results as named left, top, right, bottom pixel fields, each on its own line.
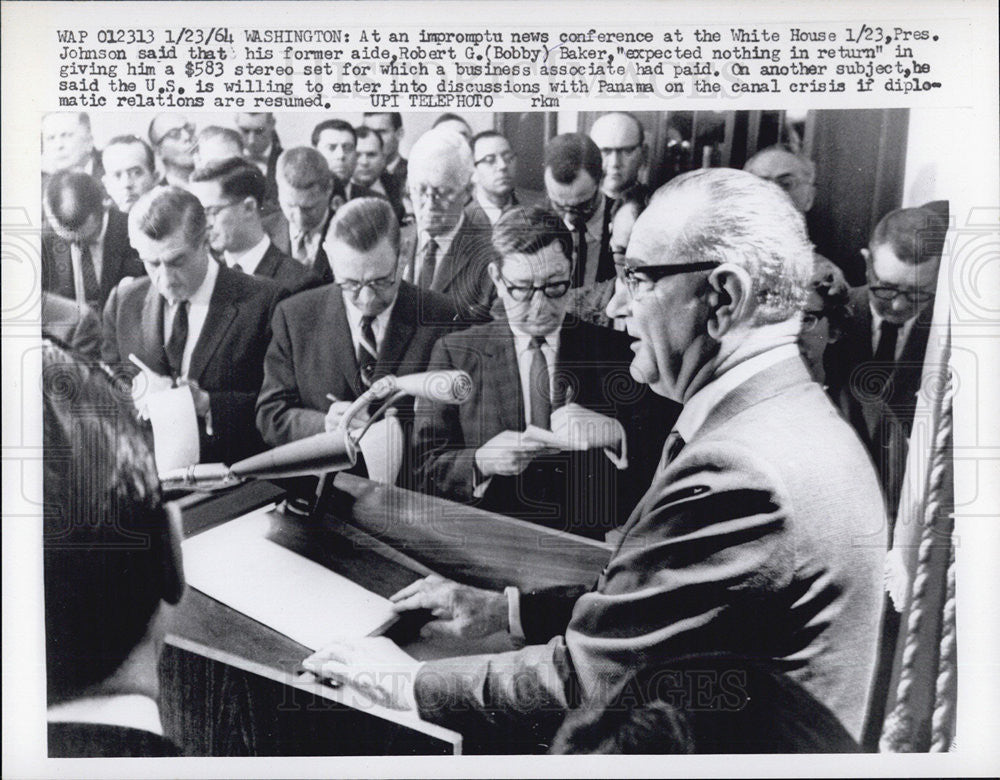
left=411, top=338, right=479, bottom=501
left=100, top=284, right=123, bottom=367
left=414, top=442, right=796, bottom=733
left=71, top=305, right=102, bottom=362
left=255, top=301, right=327, bottom=447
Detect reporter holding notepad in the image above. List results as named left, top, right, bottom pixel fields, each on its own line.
left=412, top=205, right=673, bottom=540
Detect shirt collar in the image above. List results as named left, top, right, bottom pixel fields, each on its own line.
left=674, top=343, right=800, bottom=442
left=224, top=234, right=271, bottom=274
left=508, top=320, right=562, bottom=355
left=48, top=694, right=163, bottom=736
left=341, top=293, right=397, bottom=342
left=420, top=212, right=464, bottom=255
left=869, top=302, right=917, bottom=356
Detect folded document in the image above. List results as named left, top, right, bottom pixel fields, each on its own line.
left=523, top=403, right=628, bottom=469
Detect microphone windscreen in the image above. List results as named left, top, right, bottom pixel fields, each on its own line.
left=394, top=370, right=473, bottom=404
left=230, top=430, right=356, bottom=479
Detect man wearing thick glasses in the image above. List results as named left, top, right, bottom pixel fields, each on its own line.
left=412, top=204, right=670, bottom=540
left=311, top=171, right=884, bottom=752
left=825, top=202, right=948, bottom=518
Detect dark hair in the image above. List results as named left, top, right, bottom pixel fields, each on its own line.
left=870, top=205, right=948, bottom=266
left=102, top=135, right=155, bottom=173
left=329, top=197, right=400, bottom=255
left=128, top=185, right=206, bottom=246
left=471, top=130, right=508, bottom=157
left=363, top=111, right=402, bottom=130
left=191, top=157, right=267, bottom=207
left=42, top=341, right=170, bottom=703
left=433, top=112, right=471, bottom=132
left=276, top=146, right=332, bottom=193
left=354, top=125, right=383, bottom=151
left=43, top=171, right=105, bottom=232
left=491, top=205, right=574, bottom=267
left=545, top=133, right=603, bottom=186
left=311, top=118, right=357, bottom=147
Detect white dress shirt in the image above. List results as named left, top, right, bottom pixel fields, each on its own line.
left=162, top=256, right=219, bottom=379
left=224, top=234, right=271, bottom=275
left=417, top=212, right=464, bottom=288
left=870, top=304, right=917, bottom=362
left=289, top=210, right=330, bottom=266
left=48, top=693, right=163, bottom=736
left=475, top=190, right=514, bottom=225
left=510, top=325, right=560, bottom=427
left=560, top=193, right=606, bottom=287
left=341, top=294, right=397, bottom=359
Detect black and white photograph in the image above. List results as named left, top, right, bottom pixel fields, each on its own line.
left=3, top=2, right=998, bottom=777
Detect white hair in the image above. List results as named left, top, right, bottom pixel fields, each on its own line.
left=407, top=127, right=474, bottom=187
left=645, top=168, right=814, bottom=324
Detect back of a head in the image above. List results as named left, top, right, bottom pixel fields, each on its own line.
left=196, top=125, right=245, bottom=156
left=870, top=204, right=948, bottom=266
left=329, top=196, right=400, bottom=255
left=43, top=171, right=105, bottom=232
left=643, top=168, right=813, bottom=325
left=545, top=133, right=604, bottom=186
left=42, top=342, right=170, bottom=704
left=276, top=146, right=332, bottom=193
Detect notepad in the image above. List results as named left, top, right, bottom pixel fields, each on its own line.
left=181, top=507, right=397, bottom=649
left=524, top=403, right=629, bottom=469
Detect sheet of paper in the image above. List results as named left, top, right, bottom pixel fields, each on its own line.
left=182, top=508, right=398, bottom=649
left=524, top=404, right=628, bottom=469
left=147, top=386, right=200, bottom=473
left=358, top=415, right=405, bottom=485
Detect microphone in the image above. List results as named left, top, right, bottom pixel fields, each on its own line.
left=372, top=370, right=473, bottom=405
left=159, top=429, right=356, bottom=489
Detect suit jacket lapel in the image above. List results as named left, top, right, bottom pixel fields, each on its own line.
left=376, top=283, right=417, bottom=378
left=482, top=319, right=523, bottom=432
left=188, top=268, right=239, bottom=383
left=325, top=288, right=364, bottom=396
left=254, top=243, right=280, bottom=278
left=432, top=225, right=467, bottom=294
left=139, top=283, right=170, bottom=375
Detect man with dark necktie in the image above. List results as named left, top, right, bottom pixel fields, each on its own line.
left=544, top=133, right=615, bottom=289
left=256, top=197, right=457, bottom=468
left=412, top=205, right=667, bottom=539
left=42, top=171, right=144, bottom=313
left=309, top=170, right=886, bottom=751
left=401, top=127, right=497, bottom=322
left=102, top=186, right=284, bottom=465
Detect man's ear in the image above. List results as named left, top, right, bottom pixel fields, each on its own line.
left=860, top=247, right=872, bottom=268
left=706, top=264, right=753, bottom=340
left=487, top=261, right=501, bottom=284
left=161, top=503, right=185, bottom=606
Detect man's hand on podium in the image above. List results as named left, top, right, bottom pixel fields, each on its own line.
left=391, top=574, right=508, bottom=640
left=303, top=637, right=420, bottom=711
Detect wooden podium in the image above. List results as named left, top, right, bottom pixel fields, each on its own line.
left=159, top=474, right=612, bottom=756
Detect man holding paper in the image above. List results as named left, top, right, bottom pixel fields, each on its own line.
left=308, top=170, right=886, bottom=748
left=412, top=204, right=669, bottom=539
left=102, top=186, right=285, bottom=465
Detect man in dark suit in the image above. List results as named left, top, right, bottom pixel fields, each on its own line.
left=101, top=134, right=158, bottom=214
left=189, top=157, right=314, bottom=293
left=41, top=291, right=101, bottom=361
left=307, top=169, right=887, bottom=749
left=544, top=133, right=615, bottom=288
left=43, top=342, right=183, bottom=757
left=400, top=127, right=497, bottom=322
left=589, top=111, right=650, bottom=208
left=147, top=113, right=196, bottom=188
left=42, top=171, right=145, bottom=312
left=262, top=146, right=338, bottom=284
left=236, top=111, right=282, bottom=211
left=363, top=111, right=408, bottom=217
left=352, top=125, right=406, bottom=222
left=413, top=205, right=671, bottom=539
left=102, top=186, right=284, bottom=465
left=825, top=203, right=947, bottom=519
left=257, top=197, right=457, bottom=450
left=466, top=130, right=543, bottom=227
left=41, top=111, right=102, bottom=178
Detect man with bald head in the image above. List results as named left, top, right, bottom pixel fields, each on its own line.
left=743, top=145, right=817, bottom=214
left=148, top=113, right=196, bottom=187
left=307, top=169, right=886, bottom=750
left=402, top=127, right=497, bottom=321
left=589, top=112, right=648, bottom=202
left=42, top=112, right=101, bottom=178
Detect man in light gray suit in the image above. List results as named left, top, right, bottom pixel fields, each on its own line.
left=306, top=168, right=887, bottom=749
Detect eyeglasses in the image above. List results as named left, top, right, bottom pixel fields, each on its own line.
left=497, top=271, right=571, bottom=302
left=410, top=184, right=465, bottom=207
left=203, top=201, right=240, bottom=219
left=156, top=123, right=195, bottom=145
left=800, top=309, right=827, bottom=332
left=615, top=261, right=719, bottom=296
left=475, top=151, right=517, bottom=167
left=598, top=142, right=642, bottom=158
left=867, top=268, right=934, bottom=304
left=335, top=272, right=397, bottom=296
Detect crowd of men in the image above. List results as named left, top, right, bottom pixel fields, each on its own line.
left=40, top=109, right=948, bottom=756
